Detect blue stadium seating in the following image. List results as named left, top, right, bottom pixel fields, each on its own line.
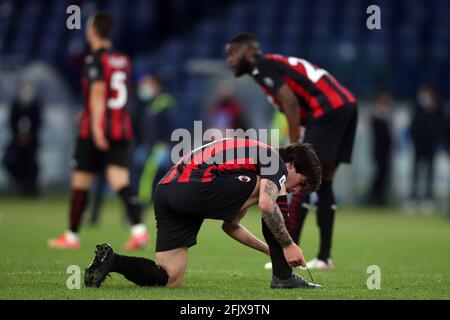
left=0, top=0, right=447, bottom=123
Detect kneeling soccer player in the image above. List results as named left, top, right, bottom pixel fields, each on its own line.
left=84, top=138, right=322, bottom=289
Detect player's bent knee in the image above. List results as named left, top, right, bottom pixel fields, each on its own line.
left=159, top=264, right=185, bottom=287
left=156, top=247, right=188, bottom=288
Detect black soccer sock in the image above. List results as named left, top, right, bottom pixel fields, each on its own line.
left=286, top=191, right=310, bottom=244
left=89, top=175, right=106, bottom=225
left=69, top=189, right=88, bottom=233
left=111, top=253, right=168, bottom=286
left=118, top=186, right=143, bottom=225
left=261, top=195, right=292, bottom=280
left=316, top=180, right=336, bottom=262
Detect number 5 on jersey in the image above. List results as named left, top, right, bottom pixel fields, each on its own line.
left=108, top=71, right=127, bottom=109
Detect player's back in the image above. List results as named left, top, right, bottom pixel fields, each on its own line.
left=156, top=138, right=287, bottom=222
left=159, top=138, right=285, bottom=185
left=255, top=54, right=357, bottom=121
left=80, top=48, right=133, bottom=142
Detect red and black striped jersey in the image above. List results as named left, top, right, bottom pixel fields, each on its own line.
left=80, top=48, right=133, bottom=141
left=251, top=54, right=357, bottom=123
left=159, top=138, right=288, bottom=190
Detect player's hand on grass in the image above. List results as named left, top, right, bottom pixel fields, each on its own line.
left=283, top=243, right=307, bottom=268
left=93, top=127, right=110, bottom=151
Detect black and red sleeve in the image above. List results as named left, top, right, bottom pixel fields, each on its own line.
left=258, top=147, right=288, bottom=191
left=253, top=59, right=286, bottom=96
left=85, top=53, right=105, bottom=84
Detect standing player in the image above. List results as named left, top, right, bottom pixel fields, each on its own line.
left=84, top=138, right=322, bottom=289
left=226, top=33, right=358, bottom=270
left=48, top=12, right=149, bottom=250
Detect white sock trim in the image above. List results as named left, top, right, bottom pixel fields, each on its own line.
left=131, top=223, right=147, bottom=236
left=65, top=230, right=79, bottom=242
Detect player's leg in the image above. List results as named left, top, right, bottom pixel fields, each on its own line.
left=70, top=170, right=96, bottom=230
left=88, top=172, right=107, bottom=225
left=87, top=183, right=198, bottom=288
left=265, top=169, right=310, bottom=270
left=261, top=196, right=292, bottom=280
left=286, top=191, right=310, bottom=244
left=261, top=197, right=320, bottom=289
left=315, top=163, right=337, bottom=266
left=156, top=248, right=188, bottom=287
left=309, top=105, right=357, bottom=269
left=84, top=243, right=170, bottom=288
left=422, top=152, right=436, bottom=213
left=48, top=171, right=95, bottom=249
left=106, top=164, right=149, bottom=250
left=49, top=137, right=99, bottom=249
left=112, top=251, right=172, bottom=286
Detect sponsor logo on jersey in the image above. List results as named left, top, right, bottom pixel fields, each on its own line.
left=263, top=77, right=274, bottom=87
left=279, top=174, right=286, bottom=187
left=85, top=55, right=93, bottom=64
left=238, top=175, right=251, bottom=183
left=88, top=66, right=98, bottom=79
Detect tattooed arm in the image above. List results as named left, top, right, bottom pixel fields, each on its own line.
left=259, top=179, right=306, bottom=267
left=259, top=179, right=293, bottom=247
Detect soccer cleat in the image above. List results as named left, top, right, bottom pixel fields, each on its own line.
left=271, top=272, right=322, bottom=289
left=305, top=258, right=335, bottom=270
left=48, top=232, right=80, bottom=250
left=123, top=232, right=150, bottom=250
left=84, top=243, right=114, bottom=288
left=264, top=262, right=273, bottom=270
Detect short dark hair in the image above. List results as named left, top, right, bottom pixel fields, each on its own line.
left=91, top=12, right=114, bottom=39
left=278, top=143, right=322, bottom=194
left=228, top=33, right=261, bottom=52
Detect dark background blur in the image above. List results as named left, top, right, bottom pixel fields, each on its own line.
left=0, top=0, right=449, bottom=211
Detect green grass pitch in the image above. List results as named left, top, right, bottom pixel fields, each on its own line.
left=0, top=195, right=449, bottom=300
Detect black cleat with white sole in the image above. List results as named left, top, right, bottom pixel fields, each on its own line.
left=84, top=243, right=114, bottom=288
left=271, top=272, right=322, bottom=289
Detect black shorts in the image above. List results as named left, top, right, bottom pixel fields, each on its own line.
left=304, top=104, right=358, bottom=165
left=71, top=138, right=130, bottom=172
left=154, top=171, right=258, bottom=252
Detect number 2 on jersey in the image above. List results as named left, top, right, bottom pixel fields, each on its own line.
left=288, top=57, right=328, bottom=83
left=108, top=71, right=127, bottom=109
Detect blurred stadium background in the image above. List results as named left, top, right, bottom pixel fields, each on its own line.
left=0, top=0, right=449, bottom=209
left=0, top=0, right=449, bottom=300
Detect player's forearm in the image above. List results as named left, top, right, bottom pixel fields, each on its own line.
left=277, top=85, right=301, bottom=143
left=91, top=98, right=105, bottom=131
left=288, top=124, right=300, bottom=144
left=222, top=223, right=269, bottom=255
left=259, top=180, right=293, bottom=248
left=261, top=205, right=293, bottom=248
left=90, top=83, right=106, bottom=132
left=285, top=103, right=301, bottom=143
